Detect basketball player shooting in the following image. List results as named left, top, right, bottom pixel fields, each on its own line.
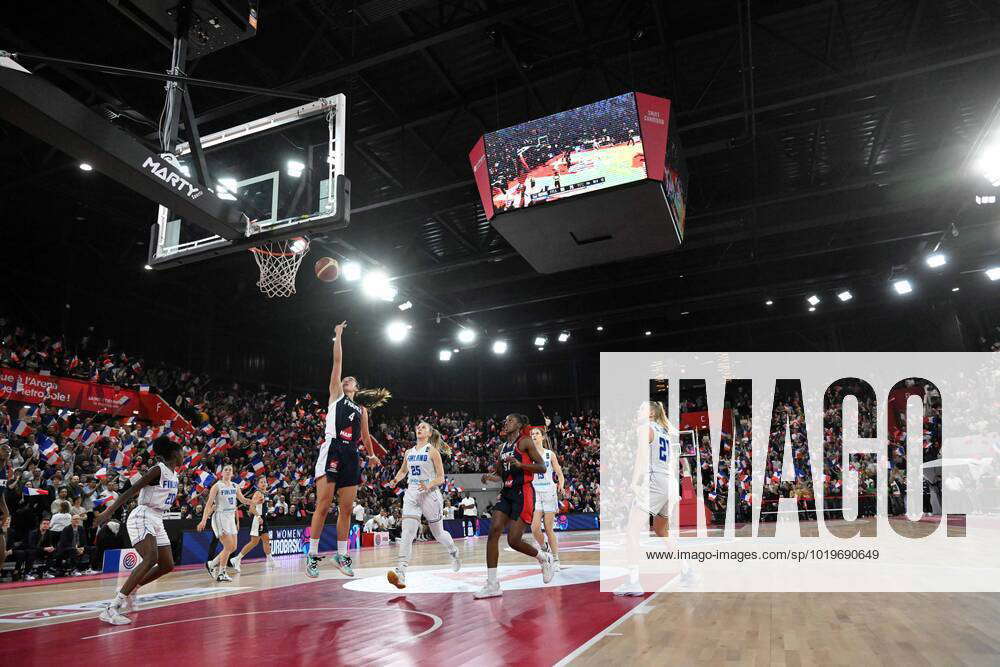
left=475, top=414, right=554, bottom=599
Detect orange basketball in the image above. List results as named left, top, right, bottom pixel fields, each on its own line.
left=314, top=257, right=339, bottom=282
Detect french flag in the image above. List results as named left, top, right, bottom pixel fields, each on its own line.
left=95, top=467, right=109, bottom=480
left=24, top=405, right=39, bottom=418
left=254, top=434, right=269, bottom=447
left=40, top=439, right=61, bottom=465
left=13, top=420, right=33, bottom=437
left=250, top=456, right=265, bottom=475
left=93, top=494, right=115, bottom=509
left=182, top=451, right=202, bottom=471
left=200, top=423, right=216, bottom=436
left=84, top=431, right=102, bottom=446
left=195, top=469, right=216, bottom=490
left=23, top=487, right=49, bottom=496
left=112, top=449, right=131, bottom=469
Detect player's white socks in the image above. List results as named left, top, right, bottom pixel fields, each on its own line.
left=428, top=520, right=456, bottom=552
left=114, top=591, right=127, bottom=607
left=487, top=568, right=498, bottom=585
left=398, top=518, right=419, bottom=568
left=337, top=540, right=348, bottom=554
left=208, top=555, right=220, bottom=569
left=309, top=539, right=320, bottom=555
left=535, top=550, right=550, bottom=564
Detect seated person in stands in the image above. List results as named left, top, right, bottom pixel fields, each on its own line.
left=57, top=514, right=91, bottom=575
left=11, top=518, right=57, bottom=580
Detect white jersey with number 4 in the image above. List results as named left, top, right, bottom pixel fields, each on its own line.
left=137, top=461, right=178, bottom=513
left=406, top=443, right=433, bottom=488
left=533, top=449, right=554, bottom=490
left=650, top=422, right=671, bottom=478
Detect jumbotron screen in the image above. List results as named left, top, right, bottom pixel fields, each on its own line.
left=484, top=93, right=646, bottom=214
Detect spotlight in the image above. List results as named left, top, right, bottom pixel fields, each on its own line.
left=536, top=346, right=544, bottom=351
left=216, top=177, right=238, bottom=200
left=143, top=264, right=153, bottom=271
left=925, top=253, right=947, bottom=268
left=596, top=325, right=604, bottom=332
left=837, top=290, right=853, bottom=302
left=765, top=299, right=774, bottom=306
left=286, top=160, right=305, bottom=178
left=362, top=270, right=390, bottom=299
left=681, top=311, right=690, bottom=316
left=807, top=294, right=820, bottom=306
left=289, top=238, right=307, bottom=254
left=398, top=301, right=413, bottom=311
left=987, top=267, right=1000, bottom=281
left=457, top=328, right=477, bottom=344
left=439, top=349, right=452, bottom=361
left=343, top=261, right=362, bottom=282
left=809, top=307, right=816, bottom=312
left=893, top=279, right=913, bottom=294
left=976, top=144, right=1000, bottom=186
left=533, top=335, right=547, bottom=347
left=952, top=287, right=960, bottom=292
left=976, top=195, right=996, bottom=205
left=645, top=331, right=652, bottom=336
left=492, top=340, right=508, bottom=355
left=453, top=349, right=459, bottom=354
left=385, top=320, right=410, bottom=343
left=557, top=332, right=570, bottom=342
left=79, top=162, right=93, bottom=171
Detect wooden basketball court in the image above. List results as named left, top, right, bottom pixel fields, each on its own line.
left=3, top=528, right=1000, bottom=665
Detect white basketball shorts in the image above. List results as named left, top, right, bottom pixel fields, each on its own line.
left=212, top=512, right=238, bottom=538
left=126, top=506, right=170, bottom=547
left=534, top=487, right=558, bottom=513
left=402, top=487, right=443, bottom=523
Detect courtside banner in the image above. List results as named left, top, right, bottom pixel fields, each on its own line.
left=0, top=367, right=193, bottom=433
left=600, top=352, right=1000, bottom=592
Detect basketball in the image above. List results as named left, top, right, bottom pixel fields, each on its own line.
left=314, top=257, right=339, bottom=282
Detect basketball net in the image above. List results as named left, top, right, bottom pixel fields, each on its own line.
left=249, top=238, right=309, bottom=298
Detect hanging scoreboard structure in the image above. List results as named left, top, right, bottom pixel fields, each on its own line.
left=470, top=92, right=687, bottom=274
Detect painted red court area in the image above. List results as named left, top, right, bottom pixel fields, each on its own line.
left=0, top=576, right=646, bottom=665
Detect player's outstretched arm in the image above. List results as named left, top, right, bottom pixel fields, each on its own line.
left=198, top=483, right=220, bottom=531
left=329, top=320, right=347, bottom=401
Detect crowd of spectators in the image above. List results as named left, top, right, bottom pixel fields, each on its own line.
left=0, top=318, right=600, bottom=580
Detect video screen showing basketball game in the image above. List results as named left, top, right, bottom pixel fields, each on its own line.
left=484, top=93, right=646, bottom=214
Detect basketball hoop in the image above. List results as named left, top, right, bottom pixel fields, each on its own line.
left=249, top=237, right=309, bottom=298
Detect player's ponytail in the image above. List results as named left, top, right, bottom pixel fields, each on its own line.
left=649, top=401, right=669, bottom=430
left=355, top=387, right=392, bottom=411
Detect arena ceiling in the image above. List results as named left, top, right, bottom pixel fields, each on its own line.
left=2, top=0, right=1000, bottom=361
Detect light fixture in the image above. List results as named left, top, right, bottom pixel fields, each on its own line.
left=976, top=194, right=996, bottom=205
left=492, top=340, right=508, bottom=355
left=398, top=301, right=413, bottom=311
left=976, top=143, right=1000, bottom=186
left=557, top=331, right=570, bottom=342
left=645, top=331, right=652, bottom=336
left=457, top=328, right=477, bottom=344
left=596, top=325, right=604, bottom=331
left=216, top=177, right=238, bottom=200
left=439, top=349, right=452, bottom=361
left=385, top=320, right=411, bottom=343
left=837, top=290, right=853, bottom=302
left=143, top=264, right=153, bottom=271
left=952, top=287, right=960, bottom=292
left=342, top=261, right=362, bottom=282
left=809, top=306, right=816, bottom=312
left=925, top=253, right=947, bottom=268
left=453, top=348, right=459, bottom=354
left=765, top=299, right=774, bottom=306
left=289, top=238, right=307, bottom=254
left=536, top=346, right=544, bottom=351
left=681, top=311, right=690, bottom=316
left=362, top=270, right=390, bottom=299
left=987, top=267, right=1000, bottom=281
left=533, top=335, right=547, bottom=347
left=286, top=160, right=305, bottom=178
left=807, top=294, right=820, bottom=306
left=79, top=162, right=93, bottom=171
left=893, top=279, right=913, bottom=294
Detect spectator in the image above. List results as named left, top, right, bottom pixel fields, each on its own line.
left=50, top=501, right=72, bottom=534
left=56, top=514, right=89, bottom=575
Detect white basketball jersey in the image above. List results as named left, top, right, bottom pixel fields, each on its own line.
left=533, top=449, right=554, bottom=489
left=406, top=444, right=433, bottom=487
left=650, top=422, right=671, bottom=478
left=137, top=462, right=178, bottom=512
left=217, top=481, right=238, bottom=513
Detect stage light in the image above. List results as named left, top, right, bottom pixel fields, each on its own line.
left=289, top=238, right=307, bottom=253
left=457, top=328, right=477, bottom=344
left=925, top=253, right=947, bottom=268
left=987, top=267, right=1000, bottom=281
left=79, top=162, right=93, bottom=171
left=343, top=261, right=362, bottom=282
left=386, top=320, right=410, bottom=343
left=557, top=331, right=570, bottom=342
left=492, top=340, right=508, bottom=355
left=143, top=264, right=153, bottom=270
left=809, top=307, right=816, bottom=312
left=439, top=349, right=452, bottom=361
left=837, top=290, right=853, bottom=302
left=952, top=287, right=960, bottom=292
left=807, top=294, right=820, bottom=306
left=645, top=331, right=652, bottom=336
left=893, top=279, right=913, bottom=295
left=536, top=346, right=544, bottom=351
left=976, top=144, right=1000, bottom=186
left=216, top=177, right=238, bottom=200
left=976, top=195, right=996, bottom=205
left=681, top=311, right=690, bottom=316
left=533, top=335, right=547, bottom=347
left=362, top=270, right=390, bottom=299
left=398, top=301, right=412, bottom=311
left=286, top=160, right=305, bottom=178
left=596, top=325, right=604, bottom=331
left=765, top=299, right=774, bottom=306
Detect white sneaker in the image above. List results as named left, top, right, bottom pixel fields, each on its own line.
left=449, top=549, right=461, bottom=572
left=121, top=592, right=138, bottom=614
left=553, top=559, right=562, bottom=573
left=539, top=551, right=554, bottom=584
left=205, top=561, right=218, bottom=580
left=99, top=603, right=132, bottom=625
left=474, top=582, right=502, bottom=599
left=387, top=568, right=406, bottom=589
left=216, top=571, right=233, bottom=582
left=614, top=580, right=643, bottom=596
left=231, top=555, right=242, bottom=573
